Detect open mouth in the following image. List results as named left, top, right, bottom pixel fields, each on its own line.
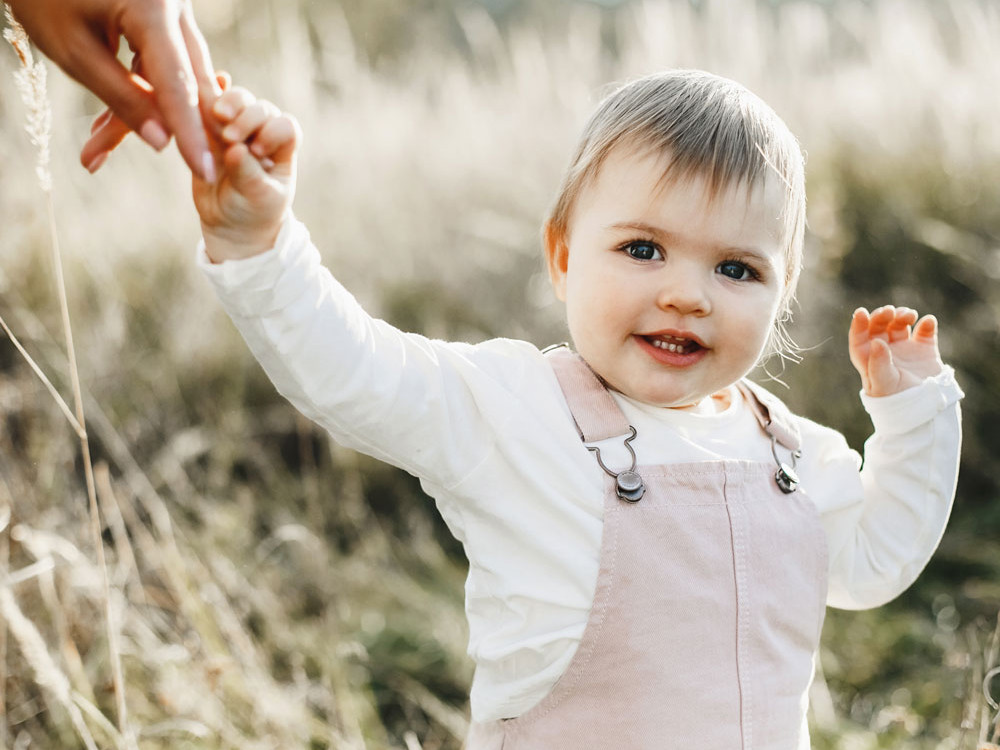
left=643, top=334, right=704, bottom=355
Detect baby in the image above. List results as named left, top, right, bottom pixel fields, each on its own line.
left=192, top=70, right=962, bottom=749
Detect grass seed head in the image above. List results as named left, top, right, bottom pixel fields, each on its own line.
left=4, top=3, right=53, bottom=193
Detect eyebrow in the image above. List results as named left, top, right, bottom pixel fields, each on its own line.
left=607, top=220, right=778, bottom=268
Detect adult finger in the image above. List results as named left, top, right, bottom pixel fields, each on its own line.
left=179, top=3, right=224, bottom=143
left=6, top=1, right=166, bottom=150
left=175, top=0, right=231, bottom=162
left=90, top=109, right=113, bottom=135
left=56, top=26, right=169, bottom=151
left=79, top=53, right=161, bottom=169
left=119, top=0, right=214, bottom=181
left=83, top=56, right=231, bottom=172
left=81, top=114, right=131, bottom=172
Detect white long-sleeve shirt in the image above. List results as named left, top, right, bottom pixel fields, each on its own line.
left=198, top=216, right=964, bottom=722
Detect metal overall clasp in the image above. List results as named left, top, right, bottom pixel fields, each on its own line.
left=771, top=436, right=802, bottom=494
left=588, top=426, right=645, bottom=503
left=984, top=665, right=1000, bottom=742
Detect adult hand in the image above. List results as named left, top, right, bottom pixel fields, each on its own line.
left=7, top=0, right=219, bottom=180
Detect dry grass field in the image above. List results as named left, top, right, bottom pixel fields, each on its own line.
left=2, top=0, right=1000, bottom=748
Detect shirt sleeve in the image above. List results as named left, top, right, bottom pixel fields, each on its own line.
left=196, top=214, right=530, bottom=490
left=805, top=368, right=964, bottom=610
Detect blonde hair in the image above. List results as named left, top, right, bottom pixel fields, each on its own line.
left=546, top=70, right=806, bottom=360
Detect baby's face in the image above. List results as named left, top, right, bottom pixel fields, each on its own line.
left=547, top=147, right=787, bottom=409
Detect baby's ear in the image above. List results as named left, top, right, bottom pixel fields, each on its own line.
left=543, top=221, right=569, bottom=302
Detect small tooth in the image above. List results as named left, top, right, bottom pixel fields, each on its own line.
left=651, top=338, right=686, bottom=353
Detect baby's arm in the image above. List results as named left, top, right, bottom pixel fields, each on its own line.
left=816, top=304, right=961, bottom=608
left=193, top=82, right=301, bottom=263
left=193, top=82, right=525, bottom=491
left=848, top=305, right=943, bottom=396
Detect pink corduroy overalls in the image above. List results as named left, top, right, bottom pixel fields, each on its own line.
left=465, top=349, right=828, bottom=750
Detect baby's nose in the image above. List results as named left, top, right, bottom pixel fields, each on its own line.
left=655, top=269, right=711, bottom=316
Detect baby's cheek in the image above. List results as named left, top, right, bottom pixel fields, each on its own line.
left=736, top=315, right=774, bottom=363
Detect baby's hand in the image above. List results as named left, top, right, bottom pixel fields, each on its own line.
left=848, top=306, right=944, bottom=397
left=194, top=83, right=301, bottom=263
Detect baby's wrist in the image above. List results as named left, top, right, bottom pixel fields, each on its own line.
left=202, top=221, right=282, bottom=264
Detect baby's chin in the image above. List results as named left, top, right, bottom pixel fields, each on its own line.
left=609, top=377, right=736, bottom=413
left=573, top=346, right=737, bottom=412
left=658, top=394, right=732, bottom=414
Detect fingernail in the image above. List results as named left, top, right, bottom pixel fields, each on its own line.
left=139, top=120, right=170, bottom=151
left=222, top=124, right=239, bottom=142
left=201, top=151, right=217, bottom=184
left=85, top=151, right=109, bottom=173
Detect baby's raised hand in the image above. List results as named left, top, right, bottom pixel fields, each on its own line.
left=194, top=83, right=301, bottom=263
left=848, top=306, right=944, bottom=397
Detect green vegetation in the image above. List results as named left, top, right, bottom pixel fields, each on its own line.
left=1, top=0, right=998, bottom=747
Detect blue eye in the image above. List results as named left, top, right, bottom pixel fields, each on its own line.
left=624, top=241, right=662, bottom=261
left=717, top=260, right=757, bottom=281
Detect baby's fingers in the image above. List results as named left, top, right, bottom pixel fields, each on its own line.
left=866, top=338, right=897, bottom=393
left=913, top=314, right=938, bottom=342
left=887, top=307, right=917, bottom=342
left=222, top=141, right=265, bottom=191
left=849, top=307, right=870, bottom=338
left=221, top=100, right=282, bottom=145
left=867, top=306, right=896, bottom=338
left=213, top=86, right=257, bottom=124
left=249, top=115, right=301, bottom=165
left=848, top=308, right=875, bottom=377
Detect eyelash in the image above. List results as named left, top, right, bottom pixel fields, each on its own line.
left=616, top=240, right=763, bottom=282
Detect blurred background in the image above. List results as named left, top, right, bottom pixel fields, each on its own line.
left=2, top=0, right=999, bottom=748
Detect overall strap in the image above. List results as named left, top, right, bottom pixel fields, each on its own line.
left=545, top=347, right=632, bottom=442
left=546, top=345, right=801, bottom=452
left=737, top=379, right=802, bottom=452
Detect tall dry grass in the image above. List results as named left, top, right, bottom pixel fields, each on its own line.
left=3, top=5, right=130, bottom=748
left=1, top=0, right=999, bottom=748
